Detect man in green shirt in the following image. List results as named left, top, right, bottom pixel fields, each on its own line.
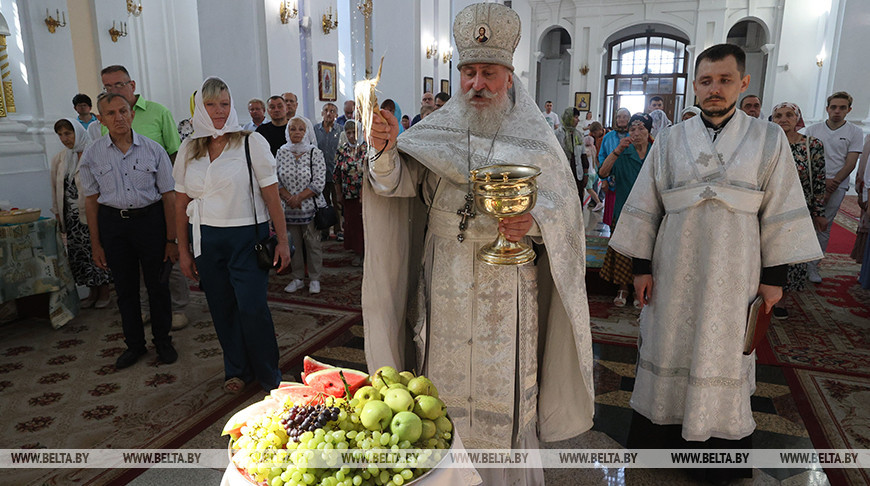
left=99, top=65, right=188, bottom=331
left=100, top=65, right=181, bottom=161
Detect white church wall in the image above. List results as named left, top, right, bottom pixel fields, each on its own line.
left=830, top=0, right=870, bottom=125
left=372, top=0, right=419, bottom=119
left=197, top=0, right=270, bottom=122
left=306, top=0, right=340, bottom=119
left=436, top=0, right=452, bottom=98
left=91, top=0, right=135, bottom=71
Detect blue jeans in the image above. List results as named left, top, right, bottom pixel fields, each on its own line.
left=195, top=223, right=281, bottom=391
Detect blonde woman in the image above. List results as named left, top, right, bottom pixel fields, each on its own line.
left=174, top=77, right=290, bottom=393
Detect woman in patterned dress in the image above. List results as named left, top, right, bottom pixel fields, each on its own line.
left=771, top=102, right=827, bottom=319
left=600, top=113, right=654, bottom=308
left=50, top=119, right=112, bottom=308
left=276, top=117, right=327, bottom=294
left=333, top=120, right=366, bottom=266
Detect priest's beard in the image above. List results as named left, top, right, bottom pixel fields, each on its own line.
left=700, top=98, right=737, bottom=119
left=457, top=87, right=513, bottom=134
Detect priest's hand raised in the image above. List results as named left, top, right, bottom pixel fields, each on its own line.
left=369, top=108, right=399, bottom=152
left=499, top=214, right=534, bottom=242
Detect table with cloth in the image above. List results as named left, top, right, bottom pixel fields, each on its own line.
left=0, top=217, right=80, bottom=328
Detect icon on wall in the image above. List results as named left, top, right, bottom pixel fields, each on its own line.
left=574, top=92, right=591, bottom=112
left=423, top=76, right=434, bottom=94
left=440, top=79, right=450, bottom=94
left=318, top=62, right=337, bottom=102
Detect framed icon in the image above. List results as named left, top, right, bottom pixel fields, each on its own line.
left=423, top=76, right=434, bottom=94
left=318, top=62, right=337, bottom=101
left=574, top=92, right=591, bottom=112
left=440, top=79, right=450, bottom=94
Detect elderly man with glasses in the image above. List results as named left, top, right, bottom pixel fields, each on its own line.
left=99, top=65, right=189, bottom=332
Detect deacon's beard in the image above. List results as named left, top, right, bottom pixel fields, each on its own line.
left=457, top=87, right=513, bottom=134
left=701, top=99, right=736, bottom=119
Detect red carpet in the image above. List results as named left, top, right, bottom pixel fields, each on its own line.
left=828, top=221, right=857, bottom=254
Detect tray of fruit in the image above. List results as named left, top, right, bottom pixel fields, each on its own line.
left=0, top=208, right=41, bottom=225
left=223, top=357, right=455, bottom=486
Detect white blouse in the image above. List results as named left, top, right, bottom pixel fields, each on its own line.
left=173, top=132, right=278, bottom=256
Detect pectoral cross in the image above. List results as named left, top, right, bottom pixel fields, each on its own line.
left=457, top=193, right=476, bottom=242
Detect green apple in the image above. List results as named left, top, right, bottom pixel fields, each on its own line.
left=371, top=366, right=401, bottom=389
left=360, top=400, right=393, bottom=431
left=399, top=371, right=416, bottom=385
left=353, top=386, right=382, bottom=407
left=389, top=411, right=423, bottom=443
left=378, top=383, right=407, bottom=396
left=435, top=415, right=452, bottom=433
left=414, top=395, right=446, bottom=420
left=407, top=376, right=438, bottom=398
left=383, top=388, right=414, bottom=414
left=420, top=419, right=437, bottom=440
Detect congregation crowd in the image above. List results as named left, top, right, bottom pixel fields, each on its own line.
left=544, top=85, right=870, bottom=317
left=49, top=63, right=457, bottom=393
left=40, top=3, right=870, bottom=484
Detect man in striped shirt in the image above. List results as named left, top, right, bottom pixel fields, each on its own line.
left=80, top=93, right=178, bottom=370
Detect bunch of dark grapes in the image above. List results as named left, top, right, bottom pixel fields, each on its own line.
left=280, top=404, right=341, bottom=442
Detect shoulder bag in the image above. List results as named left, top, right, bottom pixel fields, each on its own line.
left=307, top=148, right=339, bottom=231
left=246, top=134, right=279, bottom=269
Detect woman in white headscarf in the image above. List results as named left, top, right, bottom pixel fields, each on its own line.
left=680, top=106, right=701, bottom=121
left=276, top=117, right=327, bottom=295
left=648, top=109, right=672, bottom=138
left=173, top=77, right=291, bottom=394
left=50, top=118, right=112, bottom=308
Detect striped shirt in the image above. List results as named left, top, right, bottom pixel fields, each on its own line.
left=79, top=130, right=175, bottom=209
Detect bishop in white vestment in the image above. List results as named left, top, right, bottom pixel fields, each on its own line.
left=361, top=4, right=594, bottom=485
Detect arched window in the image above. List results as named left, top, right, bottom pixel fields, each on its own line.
left=603, top=33, right=689, bottom=126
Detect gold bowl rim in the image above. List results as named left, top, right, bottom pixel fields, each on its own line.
left=470, top=164, right=541, bottom=184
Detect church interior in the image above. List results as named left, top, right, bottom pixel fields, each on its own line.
left=0, top=0, right=868, bottom=485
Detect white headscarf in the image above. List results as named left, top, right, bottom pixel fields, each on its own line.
left=189, top=77, right=243, bottom=139
left=62, top=117, right=92, bottom=174
left=283, top=116, right=317, bottom=155
left=680, top=106, right=702, bottom=120
left=648, top=109, right=672, bottom=138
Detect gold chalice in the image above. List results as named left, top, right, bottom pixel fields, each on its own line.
left=470, top=164, right=541, bottom=265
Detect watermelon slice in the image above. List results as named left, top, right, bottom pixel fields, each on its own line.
left=221, top=397, right=281, bottom=439
left=301, top=356, right=334, bottom=384
left=278, top=381, right=304, bottom=389
left=271, top=384, right=322, bottom=406
left=305, top=368, right=370, bottom=398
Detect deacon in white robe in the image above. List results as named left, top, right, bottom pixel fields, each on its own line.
left=361, top=4, right=594, bottom=485
left=610, top=108, right=823, bottom=441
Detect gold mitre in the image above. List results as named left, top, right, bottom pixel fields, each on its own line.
left=453, top=3, right=521, bottom=71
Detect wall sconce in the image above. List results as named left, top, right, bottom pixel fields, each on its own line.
left=579, top=64, right=590, bottom=75
left=815, top=48, right=825, bottom=68
left=322, top=7, right=338, bottom=34
left=127, top=0, right=142, bottom=17
left=280, top=0, right=297, bottom=24
left=358, top=0, right=373, bottom=19
left=109, top=21, right=128, bottom=42
left=425, top=41, right=438, bottom=59
left=442, top=46, right=453, bottom=64
left=44, top=9, right=67, bottom=34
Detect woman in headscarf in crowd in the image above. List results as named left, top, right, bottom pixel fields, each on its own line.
left=176, top=91, right=196, bottom=142
left=555, top=107, right=587, bottom=197
left=583, top=122, right=605, bottom=211
left=174, top=77, right=291, bottom=394
left=51, top=118, right=113, bottom=308
left=599, top=107, right=631, bottom=228
left=770, top=102, right=827, bottom=318
left=648, top=109, right=672, bottom=138
left=333, top=120, right=367, bottom=266
left=680, top=106, right=701, bottom=121
left=276, top=117, right=327, bottom=295
left=599, top=113, right=654, bottom=308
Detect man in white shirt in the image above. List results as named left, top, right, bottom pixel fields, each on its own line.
left=242, top=98, right=267, bottom=131
left=542, top=100, right=560, bottom=130
left=804, top=91, right=865, bottom=282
